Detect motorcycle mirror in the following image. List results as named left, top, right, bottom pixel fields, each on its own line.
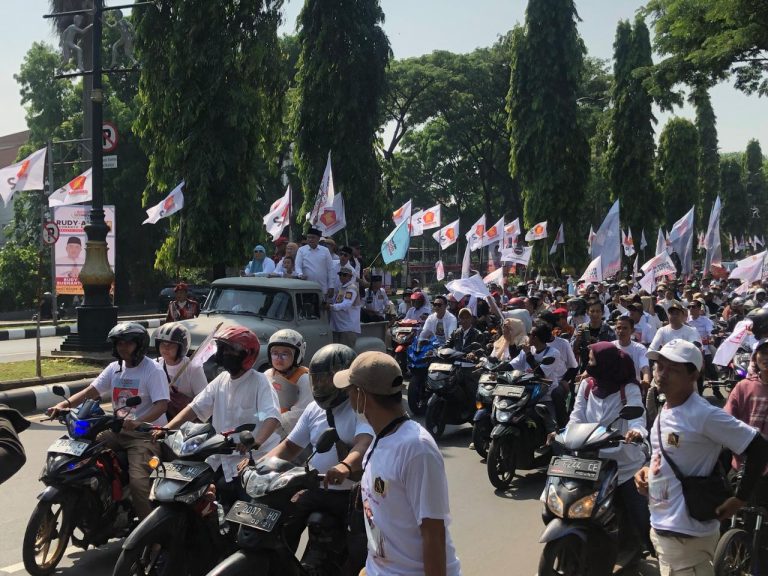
left=52, top=385, right=67, bottom=398
left=539, top=356, right=556, bottom=366
left=234, top=423, right=256, bottom=433
left=125, top=396, right=142, bottom=408
left=239, top=430, right=256, bottom=449
left=316, top=428, right=339, bottom=454
left=618, top=405, right=644, bottom=421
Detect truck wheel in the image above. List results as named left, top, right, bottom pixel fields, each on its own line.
left=487, top=438, right=515, bottom=490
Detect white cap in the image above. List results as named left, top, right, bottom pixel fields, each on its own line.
left=647, top=339, right=703, bottom=372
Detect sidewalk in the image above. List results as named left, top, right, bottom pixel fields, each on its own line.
left=0, top=317, right=163, bottom=341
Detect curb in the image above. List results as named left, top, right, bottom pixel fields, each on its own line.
left=0, top=379, right=110, bottom=416
left=0, top=318, right=163, bottom=342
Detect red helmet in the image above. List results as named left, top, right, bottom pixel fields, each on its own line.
left=214, top=325, right=260, bottom=371
left=410, top=291, right=425, bottom=306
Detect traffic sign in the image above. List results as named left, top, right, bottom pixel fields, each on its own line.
left=42, top=221, right=60, bottom=245
left=102, top=122, right=119, bottom=153
left=103, top=155, right=118, bottom=169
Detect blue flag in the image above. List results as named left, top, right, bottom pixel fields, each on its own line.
left=381, top=221, right=411, bottom=264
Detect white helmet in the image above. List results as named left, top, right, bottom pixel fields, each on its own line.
left=267, top=329, right=306, bottom=367
left=153, top=322, right=191, bottom=360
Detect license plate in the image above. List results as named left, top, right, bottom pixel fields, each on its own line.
left=493, top=384, right=525, bottom=398
left=225, top=500, right=282, bottom=532
left=151, top=461, right=208, bottom=482
left=429, top=363, right=453, bottom=372
left=548, top=456, right=602, bottom=481
left=49, top=438, right=89, bottom=457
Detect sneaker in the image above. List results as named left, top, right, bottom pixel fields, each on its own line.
left=468, top=442, right=475, bottom=450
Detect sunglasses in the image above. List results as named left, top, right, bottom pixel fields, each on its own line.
left=270, top=351, right=292, bottom=360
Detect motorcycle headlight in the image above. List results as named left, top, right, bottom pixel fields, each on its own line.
left=496, top=410, right=512, bottom=423
left=568, top=492, right=597, bottom=519
left=175, top=483, right=208, bottom=505
left=546, top=485, right=564, bottom=518
left=243, top=470, right=277, bottom=498
left=179, top=434, right=207, bottom=456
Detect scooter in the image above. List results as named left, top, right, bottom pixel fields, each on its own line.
left=471, top=357, right=510, bottom=460
left=113, top=422, right=255, bottom=576
left=205, top=428, right=349, bottom=576
left=485, top=357, right=556, bottom=490
left=23, top=386, right=142, bottom=576
left=390, top=319, right=421, bottom=376
left=537, top=405, right=647, bottom=576
left=423, top=345, right=482, bottom=439
left=406, top=336, right=439, bottom=416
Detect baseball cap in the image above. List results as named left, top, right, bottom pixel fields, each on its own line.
left=253, top=245, right=266, bottom=253
left=666, top=300, right=687, bottom=312
left=333, top=351, right=404, bottom=395
left=553, top=307, right=568, bottom=316
left=647, top=339, right=703, bottom=372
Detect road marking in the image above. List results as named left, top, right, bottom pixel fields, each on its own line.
left=0, top=546, right=82, bottom=574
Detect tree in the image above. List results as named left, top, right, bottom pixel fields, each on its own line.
left=743, top=140, right=768, bottom=235
left=508, top=1, right=590, bottom=263
left=293, top=0, right=390, bottom=243
left=691, top=87, right=720, bottom=223
left=656, top=117, right=699, bottom=225
left=607, top=17, right=659, bottom=234
left=134, top=0, right=285, bottom=278
left=644, top=0, right=768, bottom=96
left=720, top=155, right=747, bottom=242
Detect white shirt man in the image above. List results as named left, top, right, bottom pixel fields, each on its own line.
left=420, top=298, right=457, bottom=345
left=295, top=229, right=334, bottom=297
left=688, top=299, right=715, bottom=354
left=329, top=266, right=361, bottom=345
left=649, top=301, right=701, bottom=352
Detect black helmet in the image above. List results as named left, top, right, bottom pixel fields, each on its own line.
left=748, top=308, right=768, bottom=339
left=108, top=322, right=150, bottom=366
left=153, top=322, right=191, bottom=360
left=308, top=344, right=356, bottom=410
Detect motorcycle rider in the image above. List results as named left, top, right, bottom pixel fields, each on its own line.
left=572, top=300, right=616, bottom=370
left=49, top=322, right=169, bottom=520
left=419, top=295, right=457, bottom=347
left=264, top=329, right=312, bottom=435
left=263, top=344, right=372, bottom=575
left=404, top=291, right=431, bottom=321
left=153, top=322, right=208, bottom=419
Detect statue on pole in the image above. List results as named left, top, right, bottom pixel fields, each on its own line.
left=106, top=11, right=138, bottom=69
left=60, top=15, right=92, bottom=71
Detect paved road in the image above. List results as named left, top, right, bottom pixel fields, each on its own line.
left=0, top=413, right=660, bottom=575
left=0, top=336, right=66, bottom=363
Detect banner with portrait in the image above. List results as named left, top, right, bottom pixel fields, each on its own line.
left=54, top=205, right=116, bottom=295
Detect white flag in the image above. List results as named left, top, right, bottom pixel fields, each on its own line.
left=483, top=267, right=505, bottom=287
left=578, top=255, right=603, bottom=284
left=316, top=192, right=346, bottom=237
left=640, top=229, right=648, bottom=251
left=500, top=245, right=533, bottom=266
left=392, top=200, right=412, bottom=227
left=655, top=228, right=666, bottom=256
left=262, top=186, right=291, bottom=240
left=421, top=204, right=441, bottom=230
left=481, top=217, right=504, bottom=248
left=143, top=181, right=185, bottom=225
left=524, top=221, right=548, bottom=241
left=432, top=219, right=459, bottom=249
left=409, top=209, right=424, bottom=237
left=549, top=223, right=564, bottom=255
left=435, top=260, right=445, bottom=282
left=0, top=147, right=46, bottom=205
left=669, top=207, right=695, bottom=275
left=48, top=168, right=92, bottom=207
left=461, top=241, right=472, bottom=278
left=729, top=251, right=766, bottom=283
left=504, top=218, right=521, bottom=247
left=465, top=215, right=486, bottom=251
left=590, top=201, right=620, bottom=278
left=587, top=225, right=596, bottom=250
left=641, top=252, right=677, bottom=280
left=622, top=228, right=635, bottom=257
left=307, top=152, right=334, bottom=225
left=703, top=196, right=723, bottom=273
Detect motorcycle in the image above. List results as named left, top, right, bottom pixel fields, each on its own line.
left=485, top=357, right=556, bottom=490
left=205, top=428, right=349, bottom=576
left=423, top=345, right=482, bottom=439
left=406, top=336, right=439, bottom=416
left=472, top=357, right=510, bottom=460
left=708, top=342, right=752, bottom=400
left=537, top=405, right=646, bottom=576
left=23, top=386, right=142, bottom=576
left=390, top=319, right=421, bottom=375
left=113, top=421, right=255, bottom=576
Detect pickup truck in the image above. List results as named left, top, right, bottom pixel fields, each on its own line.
left=169, top=276, right=388, bottom=372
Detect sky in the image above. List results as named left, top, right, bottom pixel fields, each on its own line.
left=0, top=0, right=765, bottom=153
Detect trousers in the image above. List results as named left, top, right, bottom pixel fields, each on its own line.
left=650, top=528, right=719, bottom=576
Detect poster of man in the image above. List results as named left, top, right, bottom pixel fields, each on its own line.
left=54, top=205, right=116, bottom=295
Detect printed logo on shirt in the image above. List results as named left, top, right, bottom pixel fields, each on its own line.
left=345, top=291, right=354, bottom=300
left=335, top=294, right=344, bottom=303
left=667, top=432, right=680, bottom=448
left=373, top=476, right=387, bottom=496
left=113, top=378, right=140, bottom=411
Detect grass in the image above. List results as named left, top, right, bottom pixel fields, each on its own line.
left=0, top=359, right=103, bottom=382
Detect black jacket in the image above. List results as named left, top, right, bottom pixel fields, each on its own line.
left=445, top=326, right=484, bottom=353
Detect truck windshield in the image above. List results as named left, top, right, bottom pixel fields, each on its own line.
left=204, top=287, right=294, bottom=321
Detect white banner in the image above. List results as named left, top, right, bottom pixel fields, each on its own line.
left=590, top=200, right=620, bottom=278
left=0, top=147, right=46, bottom=204
left=316, top=192, right=346, bottom=236
left=500, top=245, right=532, bottom=266
left=392, top=199, right=412, bottom=227
left=481, top=217, right=504, bottom=248
left=465, top=215, right=486, bottom=251
left=524, top=221, right=548, bottom=241
left=432, top=219, right=459, bottom=249
left=49, top=168, right=93, bottom=207
left=578, top=255, right=603, bottom=284
left=307, top=152, right=334, bottom=225
left=421, top=204, right=441, bottom=230
left=143, top=181, right=184, bottom=225
left=262, top=186, right=291, bottom=240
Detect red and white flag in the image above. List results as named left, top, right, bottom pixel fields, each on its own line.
left=482, top=217, right=504, bottom=248
left=392, top=199, right=412, bottom=227
left=316, top=192, right=346, bottom=237
left=578, top=255, right=603, bottom=284
left=549, top=223, right=564, bottom=255
left=421, top=204, right=441, bottom=230
left=501, top=245, right=533, bottom=266
left=587, top=225, right=596, bottom=250
left=483, top=266, right=505, bottom=287
left=504, top=218, right=521, bottom=247
left=48, top=168, right=92, bottom=207
left=465, top=215, right=486, bottom=251
left=622, top=228, right=635, bottom=257
left=307, top=152, right=335, bottom=225
left=143, top=181, right=185, bottom=225
left=524, top=221, right=548, bottom=242
left=409, top=209, right=424, bottom=237
left=432, top=219, right=459, bottom=249
left=261, top=186, right=291, bottom=239
left=0, top=147, right=46, bottom=205
left=435, top=260, right=445, bottom=282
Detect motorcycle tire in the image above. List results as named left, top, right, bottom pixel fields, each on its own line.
left=538, top=534, right=587, bottom=576
left=407, top=374, right=428, bottom=416
left=424, top=403, right=445, bottom=439
left=22, top=500, right=73, bottom=576
left=471, top=424, right=489, bottom=460
left=713, top=528, right=752, bottom=576
left=486, top=439, right=515, bottom=490
left=113, top=525, right=184, bottom=576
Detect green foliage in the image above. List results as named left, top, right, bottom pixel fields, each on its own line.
left=691, top=88, right=720, bottom=224
left=293, top=0, right=390, bottom=245
left=743, top=140, right=768, bottom=235
left=0, top=242, right=41, bottom=311
left=607, top=17, right=659, bottom=234
left=656, top=117, right=699, bottom=225
left=508, top=0, right=590, bottom=264
left=135, top=0, right=285, bottom=278
left=720, top=156, right=747, bottom=239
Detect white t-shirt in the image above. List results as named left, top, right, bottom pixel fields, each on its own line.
left=549, top=336, right=578, bottom=370
left=361, top=420, right=461, bottom=576
left=613, top=340, right=649, bottom=382
left=633, top=315, right=657, bottom=345
left=189, top=369, right=281, bottom=453
left=421, top=311, right=457, bottom=344
left=648, top=393, right=756, bottom=537
left=688, top=315, right=714, bottom=351
left=91, top=357, right=169, bottom=425
left=510, top=346, right=566, bottom=400
left=158, top=357, right=208, bottom=398
left=648, top=324, right=701, bottom=352
left=287, top=400, right=373, bottom=490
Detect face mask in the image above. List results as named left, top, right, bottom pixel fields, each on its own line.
left=216, top=349, right=243, bottom=376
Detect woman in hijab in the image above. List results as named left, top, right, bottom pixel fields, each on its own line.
left=490, top=317, right=526, bottom=361
left=559, top=342, right=651, bottom=564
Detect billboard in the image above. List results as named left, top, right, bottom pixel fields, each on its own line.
left=54, top=205, right=116, bottom=295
